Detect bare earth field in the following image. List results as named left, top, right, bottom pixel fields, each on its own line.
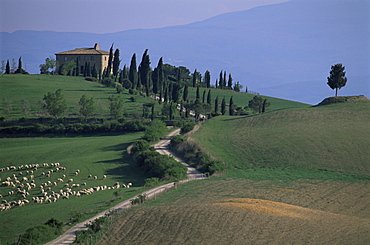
left=97, top=178, right=370, bottom=245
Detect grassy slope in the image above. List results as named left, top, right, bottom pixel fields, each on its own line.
left=0, top=133, right=146, bottom=244
left=192, top=101, right=370, bottom=176
left=187, top=87, right=309, bottom=111
left=0, top=74, right=156, bottom=119
left=98, top=101, right=370, bottom=245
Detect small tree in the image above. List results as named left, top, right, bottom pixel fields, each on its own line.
left=15, top=57, right=28, bottom=74
left=108, top=95, right=124, bottom=119
left=248, top=95, right=264, bottom=113
left=43, top=89, right=67, bottom=119
left=79, top=94, right=95, bottom=121
left=327, top=63, right=347, bottom=97
left=5, top=60, right=10, bottom=74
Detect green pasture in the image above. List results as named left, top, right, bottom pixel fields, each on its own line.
left=0, top=74, right=158, bottom=119
left=0, top=132, right=147, bottom=244
left=192, top=101, right=370, bottom=177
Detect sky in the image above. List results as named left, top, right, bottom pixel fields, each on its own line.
left=1, top=0, right=289, bottom=34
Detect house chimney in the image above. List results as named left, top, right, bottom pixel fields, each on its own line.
left=94, top=43, right=100, bottom=50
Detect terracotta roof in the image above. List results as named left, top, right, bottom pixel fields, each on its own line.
left=55, top=47, right=109, bottom=55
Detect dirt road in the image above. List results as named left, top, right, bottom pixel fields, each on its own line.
left=46, top=129, right=204, bottom=244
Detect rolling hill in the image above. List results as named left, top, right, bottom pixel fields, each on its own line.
left=1, top=0, right=369, bottom=104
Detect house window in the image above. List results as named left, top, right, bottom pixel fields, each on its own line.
left=91, top=56, right=94, bottom=61
left=64, top=57, right=68, bottom=61
left=105, top=57, right=107, bottom=61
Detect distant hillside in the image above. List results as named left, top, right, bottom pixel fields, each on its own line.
left=1, top=0, right=369, bottom=104
left=192, top=101, right=370, bottom=176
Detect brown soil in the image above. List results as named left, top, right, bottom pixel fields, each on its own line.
left=97, top=179, right=370, bottom=245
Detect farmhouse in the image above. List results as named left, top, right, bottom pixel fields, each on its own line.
left=55, top=43, right=109, bottom=75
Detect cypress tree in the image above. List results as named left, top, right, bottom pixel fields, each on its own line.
left=205, top=70, right=211, bottom=88
left=215, top=79, right=218, bottom=89
left=229, top=96, right=234, bottom=115
left=214, top=96, right=219, bottom=113
left=92, top=64, right=98, bottom=78
left=151, top=104, right=155, bottom=121
left=5, top=60, right=10, bottom=74
left=106, top=43, right=114, bottom=77
left=202, top=90, right=206, bottom=103
left=228, top=73, right=233, bottom=89
left=129, top=53, right=138, bottom=89
left=172, top=83, right=181, bottom=103
left=139, top=49, right=151, bottom=96
left=221, top=97, right=226, bottom=115
left=207, top=90, right=211, bottom=104
left=223, top=71, right=227, bottom=89
left=219, top=70, right=223, bottom=89
left=192, top=69, right=197, bottom=87
left=183, top=84, right=188, bottom=102
left=196, top=86, right=200, bottom=100
left=113, top=48, right=120, bottom=78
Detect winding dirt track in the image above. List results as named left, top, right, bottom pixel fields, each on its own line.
left=46, top=129, right=204, bottom=244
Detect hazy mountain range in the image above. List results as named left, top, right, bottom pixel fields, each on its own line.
left=1, top=0, right=369, bottom=104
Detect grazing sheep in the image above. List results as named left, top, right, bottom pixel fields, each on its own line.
left=88, top=174, right=92, bottom=179
left=94, top=176, right=98, bottom=180
left=103, top=175, right=107, bottom=179
left=68, top=179, right=74, bottom=183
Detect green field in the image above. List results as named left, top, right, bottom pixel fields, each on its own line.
left=0, top=132, right=147, bottom=244
left=0, top=74, right=157, bottom=119
left=191, top=101, right=370, bottom=176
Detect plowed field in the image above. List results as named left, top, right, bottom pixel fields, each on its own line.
left=97, top=178, right=370, bottom=245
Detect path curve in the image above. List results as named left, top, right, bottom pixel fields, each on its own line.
left=46, top=129, right=205, bottom=245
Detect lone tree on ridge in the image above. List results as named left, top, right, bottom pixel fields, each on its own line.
left=327, top=63, right=347, bottom=97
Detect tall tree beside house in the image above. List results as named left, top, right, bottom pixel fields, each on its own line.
left=196, top=86, right=200, bottom=101
left=221, top=97, right=226, bottom=115
left=202, top=90, right=206, bottom=103
left=327, top=63, right=347, bottom=97
left=129, top=53, right=138, bottom=90
left=91, top=64, right=98, bottom=78
left=113, top=48, right=120, bottom=78
left=5, top=60, right=10, bottom=74
left=227, top=73, right=233, bottom=89
left=105, top=43, right=114, bottom=77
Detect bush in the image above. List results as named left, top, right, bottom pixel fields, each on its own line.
left=101, top=77, right=115, bottom=87
left=144, top=177, right=159, bottom=187
left=130, top=140, right=154, bottom=155
left=170, top=135, right=185, bottom=148
left=20, top=225, right=55, bottom=245
left=142, top=120, right=167, bottom=142
left=180, top=122, right=196, bottom=134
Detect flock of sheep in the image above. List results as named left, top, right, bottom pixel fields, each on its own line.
left=0, top=163, right=132, bottom=211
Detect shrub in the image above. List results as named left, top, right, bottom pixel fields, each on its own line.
left=170, top=135, right=185, bottom=148
left=145, top=177, right=159, bottom=187
left=142, top=120, right=167, bottom=142
left=180, top=122, right=196, bottom=134
left=101, top=77, right=115, bottom=87
left=131, top=194, right=147, bottom=205
left=130, top=140, right=154, bottom=155
left=20, top=225, right=55, bottom=245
